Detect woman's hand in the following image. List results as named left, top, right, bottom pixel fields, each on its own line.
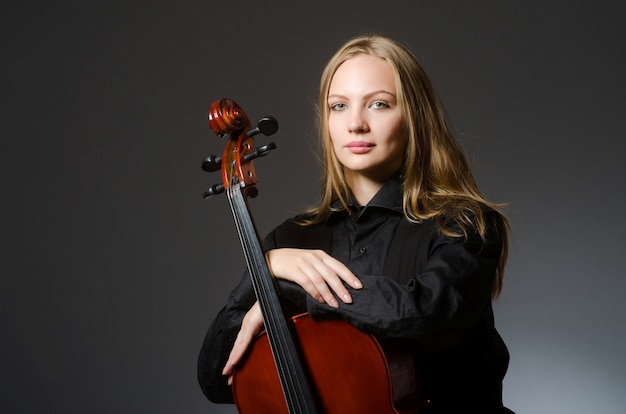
left=222, top=301, right=264, bottom=385
left=266, top=248, right=362, bottom=308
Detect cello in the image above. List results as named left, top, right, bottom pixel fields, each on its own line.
left=201, top=98, right=424, bottom=413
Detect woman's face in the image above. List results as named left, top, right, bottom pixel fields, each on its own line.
left=327, top=54, right=406, bottom=183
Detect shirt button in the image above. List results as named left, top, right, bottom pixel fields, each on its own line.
left=359, top=246, right=367, bottom=254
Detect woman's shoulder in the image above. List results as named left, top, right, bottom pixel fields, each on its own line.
left=433, top=198, right=506, bottom=238
left=263, top=214, right=331, bottom=250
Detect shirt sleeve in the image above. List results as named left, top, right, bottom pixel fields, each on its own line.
left=306, top=216, right=503, bottom=351
left=196, top=273, right=255, bottom=403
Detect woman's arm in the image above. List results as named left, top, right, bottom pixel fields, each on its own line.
left=305, top=216, right=504, bottom=350
left=196, top=220, right=362, bottom=402
left=197, top=275, right=255, bottom=403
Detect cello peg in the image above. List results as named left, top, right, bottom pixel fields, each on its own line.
left=243, top=142, right=277, bottom=162
left=203, top=183, right=225, bottom=198
left=246, top=116, right=279, bottom=137
left=202, top=154, right=222, bottom=172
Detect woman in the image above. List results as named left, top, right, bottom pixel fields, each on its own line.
left=198, top=35, right=514, bottom=413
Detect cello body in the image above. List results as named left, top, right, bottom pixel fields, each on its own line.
left=233, top=314, right=422, bottom=414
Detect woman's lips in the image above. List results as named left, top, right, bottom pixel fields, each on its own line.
left=346, top=141, right=374, bottom=154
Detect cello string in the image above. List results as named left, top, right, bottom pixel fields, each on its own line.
left=228, top=183, right=316, bottom=413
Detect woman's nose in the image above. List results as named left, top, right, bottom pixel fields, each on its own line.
left=348, top=110, right=369, bottom=133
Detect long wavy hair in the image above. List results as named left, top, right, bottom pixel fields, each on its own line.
left=304, top=35, right=509, bottom=298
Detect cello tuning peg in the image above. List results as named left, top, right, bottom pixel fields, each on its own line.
left=203, top=183, right=225, bottom=199
left=202, top=154, right=222, bottom=172
left=246, top=116, right=279, bottom=137
left=243, top=142, right=277, bottom=163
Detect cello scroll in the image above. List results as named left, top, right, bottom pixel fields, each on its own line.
left=202, top=98, right=278, bottom=198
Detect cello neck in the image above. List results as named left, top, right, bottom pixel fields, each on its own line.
left=227, top=183, right=319, bottom=414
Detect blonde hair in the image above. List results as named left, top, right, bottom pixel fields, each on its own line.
left=305, top=35, right=508, bottom=298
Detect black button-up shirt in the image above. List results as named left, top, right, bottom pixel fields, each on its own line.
left=329, top=180, right=404, bottom=278
left=198, top=176, right=512, bottom=412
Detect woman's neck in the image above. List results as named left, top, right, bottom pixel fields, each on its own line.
left=345, top=172, right=386, bottom=206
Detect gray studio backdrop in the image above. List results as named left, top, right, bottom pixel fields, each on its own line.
left=2, top=1, right=625, bottom=413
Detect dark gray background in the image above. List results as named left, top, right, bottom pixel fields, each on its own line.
left=2, top=1, right=625, bottom=413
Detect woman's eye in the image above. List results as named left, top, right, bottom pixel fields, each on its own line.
left=330, top=103, right=346, bottom=111
left=371, top=101, right=390, bottom=109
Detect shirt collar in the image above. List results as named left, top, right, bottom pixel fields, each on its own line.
left=328, top=173, right=404, bottom=222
